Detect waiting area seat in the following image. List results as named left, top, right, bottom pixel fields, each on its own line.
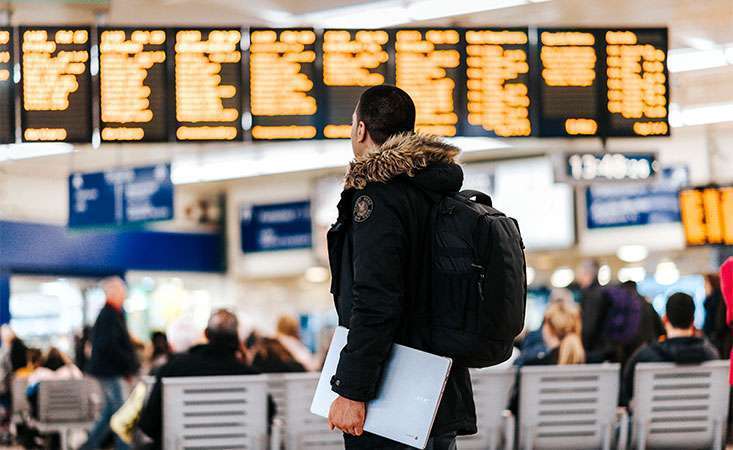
left=630, top=360, right=729, bottom=450
left=162, top=375, right=269, bottom=450
left=458, top=368, right=515, bottom=450
left=30, top=379, right=94, bottom=450
left=271, top=372, right=343, bottom=450
left=518, top=363, right=624, bottom=450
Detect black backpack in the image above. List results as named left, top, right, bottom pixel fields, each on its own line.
left=428, top=190, right=527, bottom=368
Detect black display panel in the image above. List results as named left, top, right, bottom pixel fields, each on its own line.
left=98, top=27, right=169, bottom=142
left=321, top=30, right=393, bottom=138
left=172, top=28, right=243, bottom=142
left=536, top=28, right=603, bottom=137
left=0, top=28, right=14, bottom=144
left=604, top=28, right=669, bottom=137
left=321, top=29, right=389, bottom=139
left=393, top=28, right=462, bottom=137
left=461, top=28, right=532, bottom=137
left=20, top=26, right=92, bottom=143
left=249, top=28, right=318, bottom=140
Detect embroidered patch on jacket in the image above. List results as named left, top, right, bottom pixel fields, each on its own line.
left=353, top=195, right=374, bottom=223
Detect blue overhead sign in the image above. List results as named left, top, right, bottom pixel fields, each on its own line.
left=69, top=164, right=174, bottom=228
left=240, top=201, right=312, bottom=253
left=586, top=166, right=688, bottom=229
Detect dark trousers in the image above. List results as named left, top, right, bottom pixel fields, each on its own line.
left=344, top=431, right=458, bottom=450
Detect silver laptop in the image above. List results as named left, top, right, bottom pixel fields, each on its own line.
left=311, top=326, right=452, bottom=449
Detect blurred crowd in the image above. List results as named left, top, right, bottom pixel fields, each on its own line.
left=0, top=264, right=728, bottom=449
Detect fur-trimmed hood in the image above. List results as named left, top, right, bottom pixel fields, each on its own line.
left=344, top=132, right=461, bottom=190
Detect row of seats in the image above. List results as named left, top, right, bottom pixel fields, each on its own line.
left=12, top=360, right=729, bottom=450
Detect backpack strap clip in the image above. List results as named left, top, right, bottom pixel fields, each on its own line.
left=457, top=190, right=493, bottom=206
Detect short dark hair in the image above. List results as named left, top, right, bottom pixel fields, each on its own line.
left=666, top=292, right=695, bottom=329
left=356, top=85, right=416, bottom=145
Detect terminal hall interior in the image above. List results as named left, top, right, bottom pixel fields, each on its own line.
left=0, top=0, right=732, bottom=449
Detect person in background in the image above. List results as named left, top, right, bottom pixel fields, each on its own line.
left=276, top=314, right=319, bottom=371
left=15, top=348, right=42, bottom=379
left=576, top=260, right=610, bottom=361
left=703, top=274, right=731, bottom=358
left=138, top=309, right=263, bottom=450
left=621, top=292, right=719, bottom=407
left=148, top=331, right=171, bottom=374
left=0, top=325, right=27, bottom=442
left=74, top=326, right=92, bottom=373
left=80, top=277, right=140, bottom=450
left=251, top=336, right=306, bottom=373
left=510, top=299, right=586, bottom=414
left=515, top=288, right=574, bottom=367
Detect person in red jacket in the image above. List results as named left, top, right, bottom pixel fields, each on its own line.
left=720, top=257, right=733, bottom=383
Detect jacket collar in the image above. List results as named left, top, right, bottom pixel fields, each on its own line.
left=344, top=132, right=460, bottom=190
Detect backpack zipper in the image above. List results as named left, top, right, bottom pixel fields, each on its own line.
left=472, top=263, right=486, bottom=300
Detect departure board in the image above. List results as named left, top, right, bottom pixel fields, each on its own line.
left=99, top=28, right=169, bottom=142
left=680, top=187, right=733, bottom=246
left=462, top=28, right=532, bottom=137
left=20, top=26, right=92, bottom=143
left=0, top=28, right=14, bottom=144
left=537, top=29, right=601, bottom=137
left=394, top=29, right=461, bottom=137
left=249, top=28, right=318, bottom=140
left=173, top=28, right=243, bottom=141
left=322, top=29, right=389, bottom=139
left=604, top=29, right=669, bottom=137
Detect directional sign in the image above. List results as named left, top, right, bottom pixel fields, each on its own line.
left=69, top=164, right=173, bottom=228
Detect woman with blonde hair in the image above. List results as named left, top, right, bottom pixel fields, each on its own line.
left=510, top=300, right=586, bottom=413
left=540, top=300, right=586, bottom=365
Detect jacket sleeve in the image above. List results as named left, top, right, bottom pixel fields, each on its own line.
left=331, top=184, right=407, bottom=402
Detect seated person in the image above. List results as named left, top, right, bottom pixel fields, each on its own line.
left=510, top=300, right=586, bottom=413
left=620, top=292, right=719, bottom=407
left=138, top=309, right=263, bottom=450
left=514, top=288, right=575, bottom=366
left=15, top=348, right=42, bottom=379
left=251, top=336, right=306, bottom=373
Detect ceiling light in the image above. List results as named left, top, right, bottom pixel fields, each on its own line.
left=617, top=245, right=649, bottom=263
left=668, top=48, right=727, bottom=73
left=670, top=102, right=733, bottom=127
left=304, top=266, right=330, bottom=284
left=407, top=0, right=526, bottom=21
left=526, top=266, right=535, bottom=286
left=550, top=267, right=574, bottom=288
left=618, top=266, right=646, bottom=283
left=0, top=143, right=74, bottom=161
left=303, top=1, right=411, bottom=29
left=598, top=264, right=612, bottom=286
left=654, top=261, right=680, bottom=286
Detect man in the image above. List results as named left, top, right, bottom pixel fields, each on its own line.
left=138, top=309, right=260, bottom=449
left=327, top=85, right=475, bottom=449
left=620, top=292, right=718, bottom=407
left=576, top=260, right=608, bottom=360
left=81, top=277, right=139, bottom=450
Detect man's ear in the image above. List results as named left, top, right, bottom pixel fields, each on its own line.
left=662, top=315, right=669, bottom=326
left=357, top=121, right=367, bottom=143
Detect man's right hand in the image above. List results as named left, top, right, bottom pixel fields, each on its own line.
left=328, top=395, right=366, bottom=436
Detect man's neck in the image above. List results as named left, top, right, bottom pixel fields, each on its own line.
left=666, top=328, right=694, bottom=339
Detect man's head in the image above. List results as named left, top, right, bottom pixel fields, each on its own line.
left=101, top=276, right=127, bottom=308
left=664, top=292, right=696, bottom=336
left=351, top=85, right=415, bottom=159
left=576, top=260, right=600, bottom=289
left=205, top=309, right=240, bottom=350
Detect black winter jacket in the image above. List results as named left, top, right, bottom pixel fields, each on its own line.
left=620, top=336, right=719, bottom=407
left=86, top=303, right=139, bottom=378
left=327, top=132, right=477, bottom=436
